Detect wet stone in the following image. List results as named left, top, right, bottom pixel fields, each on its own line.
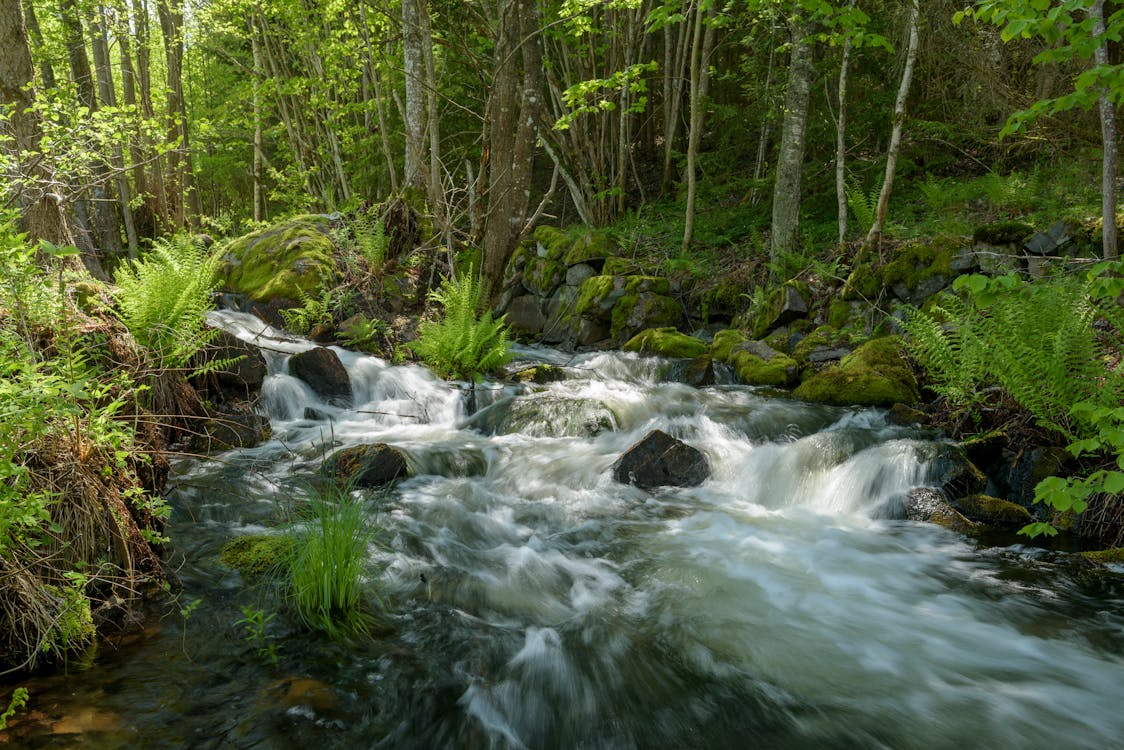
left=612, top=429, right=710, bottom=489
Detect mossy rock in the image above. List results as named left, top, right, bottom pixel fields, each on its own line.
left=220, top=535, right=294, bottom=582
left=711, top=329, right=746, bottom=362
left=972, top=222, right=1034, bottom=246
left=949, top=494, right=1032, bottom=527
left=791, top=325, right=853, bottom=366
left=533, top=225, right=573, bottom=263
left=728, top=345, right=798, bottom=387
left=576, top=275, right=672, bottom=318
left=624, top=328, right=709, bottom=359
left=510, top=364, right=567, bottom=384
left=881, top=236, right=965, bottom=304
left=610, top=292, right=680, bottom=342
left=794, top=336, right=919, bottom=407
left=222, top=215, right=338, bottom=304
left=904, top=488, right=979, bottom=533
left=523, top=256, right=566, bottom=297
left=1082, top=548, right=1124, bottom=565
left=750, top=281, right=811, bottom=340
left=841, top=263, right=881, bottom=302
left=563, top=230, right=615, bottom=267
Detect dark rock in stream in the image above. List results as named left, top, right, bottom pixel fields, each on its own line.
left=289, top=346, right=352, bottom=406
left=192, top=329, right=267, bottom=401
left=189, top=409, right=271, bottom=452
left=613, top=429, right=710, bottom=489
left=903, top=488, right=979, bottom=533
left=321, top=443, right=410, bottom=488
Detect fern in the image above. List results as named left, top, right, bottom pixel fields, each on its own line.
left=408, top=267, right=510, bottom=381
left=280, top=287, right=335, bottom=336
left=113, top=235, right=220, bottom=370
left=845, top=180, right=879, bottom=236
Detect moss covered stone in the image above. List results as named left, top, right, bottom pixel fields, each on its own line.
left=623, top=328, right=710, bottom=358
left=533, top=225, right=572, bottom=263
left=563, top=230, right=615, bottom=267
left=728, top=347, right=798, bottom=387
left=841, top=263, right=881, bottom=302
left=610, top=292, right=680, bottom=342
left=791, top=325, right=852, bottom=365
left=220, top=535, right=294, bottom=582
left=881, top=236, right=965, bottom=304
left=1082, top=548, right=1124, bottom=565
left=576, top=275, right=672, bottom=317
left=523, top=256, right=566, bottom=297
left=751, top=281, right=811, bottom=340
left=222, top=215, right=338, bottom=304
left=511, top=364, right=567, bottom=384
left=711, top=329, right=746, bottom=362
left=793, top=336, right=920, bottom=407
left=949, top=494, right=1032, bottom=527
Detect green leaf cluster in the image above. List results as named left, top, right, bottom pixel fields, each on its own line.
left=113, top=235, right=221, bottom=370
left=407, top=268, right=511, bottom=382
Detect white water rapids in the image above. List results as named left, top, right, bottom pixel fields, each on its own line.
left=20, top=310, right=1121, bottom=749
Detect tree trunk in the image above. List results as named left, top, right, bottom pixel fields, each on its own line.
left=1091, top=0, right=1118, bottom=260
left=770, top=17, right=814, bottom=263
left=836, top=0, right=856, bottom=244
left=402, top=0, right=427, bottom=192
left=480, top=0, right=543, bottom=302
left=0, top=0, right=77, bottom=256
left=250, top=8, right=264, bottom=223
left=157, top=0, right=194, bottom=228
left=421, top=1, right=445, bottom=242
left=22, top=0, right=54, bottom=90
left=682, top=0, right=717, bottom=251
left=866, top=0, right=920, bottom=246
left=89, top=3, right=134, bottom=257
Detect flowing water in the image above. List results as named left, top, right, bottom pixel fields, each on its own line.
left=7, top=311, right=1124, bottom=749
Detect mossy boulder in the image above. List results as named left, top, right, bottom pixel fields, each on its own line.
left=729, top=349, right=798, bottom=387
left=610, top=292, right=680, bottom=342
left=904, top=488, right=979, bottom=533
left=973, top=222, right=1034, bottom=246
left=575, top=275, right=671, bottom=317
left=948, top=494, right=1032, bottom=527
left=220, top=535, right=294, bottom=582
left=623, top=328, right=709, bottom=359
left=791, top=325, right=854, bottom=368
left=221, top=215, right=339, bottom=304
left=710, top=329, right=747, bottom=362
left=1082, top=548, right=1124, bottom=565
left=509, top=364, right=567, bottom=384
left=794, top=336, right=920, bottom=407
left=523, top=255, right=566, bottom=297
left=563, top=230, right=615, bottom=267
left=881, top=236, right=965, bottom=304
left=321, top=443, right=410, bottom=488
left=750, top=281, right=811, bottom=340
left=533, top=225, right=573, bottom=263
left=841, top=263, right=881, bottom=301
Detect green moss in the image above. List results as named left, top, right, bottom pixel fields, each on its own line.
left=764, top=329, right=791, bottom=354
left=575, top=275, right=617, bottom=316
left=563, top=230, right=615, bottom=266
left=623, top=328, right=710, bottom=358
left=575, top=275, right=672, bottom=322
left=523, top=256, right=566, bottom=296
left=43, top=584, right=95, bottom=654
left=711, top=329, right=746, bottom=362
left=793, top=336, right=920, bottom=407
left=729, top=350, right=798, bottom=387
left=220, top=534, right=295, bottom=582
left=602, top=257, right=639, bottom=275
left=972, top=221, right=1034, bottom=245
left=533, top=225, right=572, bottom=263
left=623, top=275, right=671, bottom=296
left=511, top=364, right=566, bottom=384
left=222, top=216, right=338, bottom=303
left=841, top=264, right=881, bottom=301
left=880, top=236, right=963, bottom=296
left=750, top=280, right=811, bottom=340
left=1083, top=548, right=1124, bottom=565
left=791, top=325, right=847, bottom=364
left=949, top=494, right=1032, bottom=526
left=609, top=292, right=679, bottom=341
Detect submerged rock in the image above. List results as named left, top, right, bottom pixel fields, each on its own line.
left=289, top=347, right=352, bottom=406
left=321, top=443, right=410, bottom=488
left=470, top=394, right=619, bottom=438
left=903, top=488, right=979, bottom=533
left=219, top=535, right=294, bottom=581
left=613, top=429, right=710, bottom=489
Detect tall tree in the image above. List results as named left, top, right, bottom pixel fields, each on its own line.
left=682, top=0, right=717, bottom=251
left=866, top=0, right=920, bottom=246
left=157, top=0, right=195, bottom=227
left=770, top=12, right=814, bottom=263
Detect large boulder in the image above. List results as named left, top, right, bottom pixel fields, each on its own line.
left=289, top=347, right=352, bottom=406
left=470, top=394, right=619, bottom=438
left=727, top=341, right=799, bottom=387
left=612, top=430, right=710, bottom=489
left=623, top=328, right=709, bottom=359
left=750, top=281, right=810, bottom=339
left=793, top=337, right=919, bottom=407
left=321, top=443, right=410, bottom=488
left=221, top=215, right=338, bottom=306
left=948, top=494, right=1032, bottom=527
left=881, top=237, right=967, bottom=304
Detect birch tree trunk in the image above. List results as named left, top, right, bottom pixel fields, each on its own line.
left=836, top=0, right=856, bottom=244
left=1091, top=0, right=1118, bottom=260
left=770, top=17, right=814, bottom=263
left=866, top=0, right=920, bottom=246
left=250, top=8, right=264, bottom=223
left=402, top=0, right=427, bottom=192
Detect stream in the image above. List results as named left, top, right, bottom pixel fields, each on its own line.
left=6, top=310, right=1124, bottom=749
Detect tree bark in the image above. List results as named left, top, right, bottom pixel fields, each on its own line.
left=90, top=3, right=134, bottom=257
left=836, top=0, right=856, bottom=244
left=770, top=17, right=814, bottom=263
left=402, top=0, right=427, bottom=192
left=250, top=7, right=264, bottom=223
left=22, top=0, right=54, bottom=90
left=1091, top=0, right=1118, bottom=260
left=157, top=0, right=195, bottom=227
left=682, top=0, right=717, bottom=251
left=866, top=0, right=920, bottom=246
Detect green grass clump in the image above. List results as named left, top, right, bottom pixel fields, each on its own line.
left=286, top=481, right=375, bottom=638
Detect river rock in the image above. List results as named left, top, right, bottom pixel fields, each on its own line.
left=194, top=329, right=268, bottom=400
left=904, top=488, right=979, bottom=533
left=948, top=494, right=1032, bottom=527
left=289, top=346, right=352, bottom=406
left=924, top=443, right=988, bottom=500
left=612, top=429, right=710, bottom=489
left=321, top=443, right=410, bottom=488
left=506, top=295, right=546, bottom=336
left=189, top=406, right=271, bottom=452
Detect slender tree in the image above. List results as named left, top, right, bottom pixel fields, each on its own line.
left=770, top=13, right=814, bottom=263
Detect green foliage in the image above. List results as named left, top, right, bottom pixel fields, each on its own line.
left=901, top=265, right=1124, bottom=537
left=334, top=212, right=388, bottom=271
left=280, top=287, right=337, bottom=336
left=0, top=688, right=29, bottom=730
left=113, top=235, right=221, bottom=370
left=286, top=481, right=374, bottom=639
left=407, top=268, right=510, bottom=381
left=845, top=180, right=878, bottom=236
left=236, top=606, right=278, bottom=665
left=337, top=315, right=388, bottom=351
